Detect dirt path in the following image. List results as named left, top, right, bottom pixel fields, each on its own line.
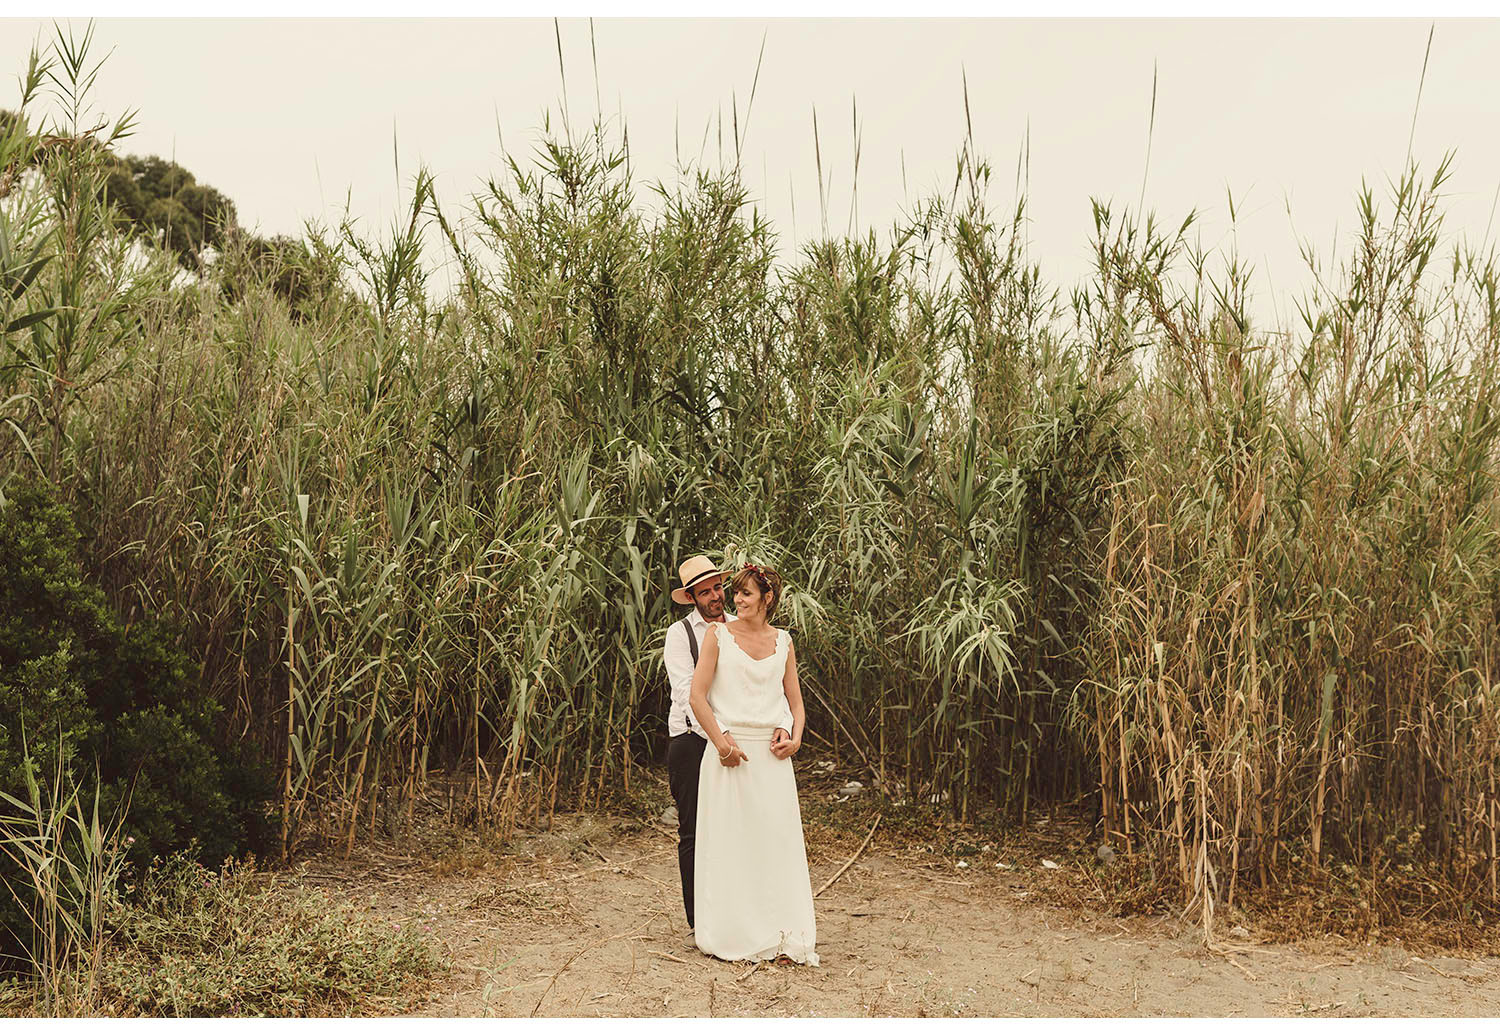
left=287, top=811, right=1500, bottom=1017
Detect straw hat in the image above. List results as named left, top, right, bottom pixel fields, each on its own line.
left=672, top=555, right=726, bottom=605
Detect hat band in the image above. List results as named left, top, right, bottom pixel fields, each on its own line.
left=682, top=570, right=721, bottom=591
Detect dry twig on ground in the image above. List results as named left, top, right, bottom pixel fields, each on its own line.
left=816, top=815, right=882, bottom=898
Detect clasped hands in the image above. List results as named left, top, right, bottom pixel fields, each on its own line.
left=715, top=728, right=802, bottom=766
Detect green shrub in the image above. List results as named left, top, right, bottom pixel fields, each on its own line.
left=215, top=230, right=347, bottom=322
left=0, top=482, right=273, bottom=961
left=0, top=645, right=98, bottom=795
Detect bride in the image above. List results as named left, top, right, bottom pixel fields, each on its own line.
left=688, top=563, right=819, bottom=965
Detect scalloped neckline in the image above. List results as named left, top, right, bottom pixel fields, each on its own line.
left=720, top=624, right=783, bottom=663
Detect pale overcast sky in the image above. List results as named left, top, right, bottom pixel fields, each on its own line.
left=4, top=17, right=1499, bottom=333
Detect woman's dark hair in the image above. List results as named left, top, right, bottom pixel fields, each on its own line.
left=731, top=564, right=783, bottom=621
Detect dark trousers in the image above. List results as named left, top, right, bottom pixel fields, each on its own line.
left=667, top=732, right=708, bottom=928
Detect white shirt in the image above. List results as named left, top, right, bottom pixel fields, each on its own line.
left=663, top=610, right=737, bottom=738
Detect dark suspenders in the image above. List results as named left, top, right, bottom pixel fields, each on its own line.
left=681, top=616, right=698, bottom=730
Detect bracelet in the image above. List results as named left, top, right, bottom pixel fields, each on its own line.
left=717, top=743, right=733, bottom=758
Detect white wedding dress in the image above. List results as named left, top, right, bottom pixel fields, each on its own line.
left=694, top=623, right=819, bottom=966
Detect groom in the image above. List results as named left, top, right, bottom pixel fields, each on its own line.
left=663, top=554, right=789, bottom=944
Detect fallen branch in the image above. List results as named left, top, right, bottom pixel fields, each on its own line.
left=531, top=940, right=598, bottom=1016
left=815, top=814, right=881, bottom=898
left=650, top=950, right=690, bottom=965
left=1213, top=949, right=1257, bottom=982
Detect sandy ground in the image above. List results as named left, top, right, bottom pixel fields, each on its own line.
left=289, top=811, right=1500, bottom=1018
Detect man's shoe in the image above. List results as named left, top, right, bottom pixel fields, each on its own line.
left=680, top=931, right=700, bottom=954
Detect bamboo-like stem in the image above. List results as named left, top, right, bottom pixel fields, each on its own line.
left=344, top=638, right=389, bottom=858
left=280, top=582, right=296, bottom=864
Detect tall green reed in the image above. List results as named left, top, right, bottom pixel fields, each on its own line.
left=0, top=734, right=128, bottom=1014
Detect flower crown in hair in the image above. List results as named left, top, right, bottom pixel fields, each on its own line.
left=741, top=563, right=773, bottom=589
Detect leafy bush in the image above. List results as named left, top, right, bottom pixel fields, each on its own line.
left=214, top=229, right=346, bottom=322
left=0, top=482, right=274, bottom=960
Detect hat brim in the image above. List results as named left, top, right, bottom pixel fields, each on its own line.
left=672, top=569, right=724, bottom=605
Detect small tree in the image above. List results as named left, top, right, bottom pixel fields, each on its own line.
left=101, top=153, right=237, bottom=269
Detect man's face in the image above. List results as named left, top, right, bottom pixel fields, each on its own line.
left=691, top=579, right=726, bottom=620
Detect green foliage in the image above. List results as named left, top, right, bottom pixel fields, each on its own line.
left=0, top=648, right=97, bottom=792
left=0, top=481, right=274, bottom=961
left=0, top=486, right=111, bottom=793
left=0, top=23, right=162, bottom=483
left=101, top=154, right=236, bottom=269
left=215, top=229, right=345, bottom=322
left=0, top=738, right=127, bottom=1014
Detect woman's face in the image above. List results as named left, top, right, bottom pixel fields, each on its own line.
left=734, top=578, right=766, bottom=618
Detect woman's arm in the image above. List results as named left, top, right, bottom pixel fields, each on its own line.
left=689, top=625, right=749, bottom=766
left=773, top=636, right=806, bottom=759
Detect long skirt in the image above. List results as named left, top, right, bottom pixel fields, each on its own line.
left=693, top=727, right=819, bottom=965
